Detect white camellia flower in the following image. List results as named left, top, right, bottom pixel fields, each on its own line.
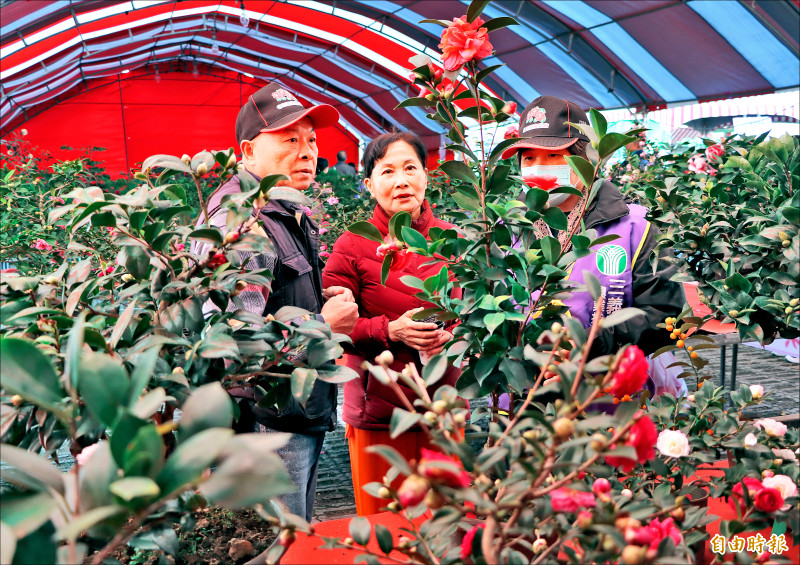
left=749, top=384, right=764, bottom=399
left=762, top=475, right=798, bottom=510
left=744, top=433, right=758, bottom=447
left=656, top=429, right=690, bottom=458
left=773, top=448, right=797, bottom=461
left=754, top=418, right=788, bottom=437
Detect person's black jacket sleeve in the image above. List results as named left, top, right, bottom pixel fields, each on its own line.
left=590, top=223, right=686, bottom=357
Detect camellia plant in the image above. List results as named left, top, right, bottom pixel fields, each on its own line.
left=0, top=149, right=357, bottom=563
left=607, top=133, right=800, bottom=342
left=262, top=2, right=799, bottom=564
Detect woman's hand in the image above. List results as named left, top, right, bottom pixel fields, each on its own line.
left=388, top=307, right=442, bottom=350
left=323, top=286, right=355, bottom=303
left=420, top=331, right=453, bottom=356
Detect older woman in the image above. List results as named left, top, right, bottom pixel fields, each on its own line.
left=322, top=131, right=459, bottom=516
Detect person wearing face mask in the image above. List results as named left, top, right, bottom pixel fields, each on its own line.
left=499, top=96, right=686, bottom=397
left=322, top=131, right=464, bottom=516
left=192, top=81, right=359, bottom=522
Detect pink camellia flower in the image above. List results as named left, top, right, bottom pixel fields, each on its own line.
left=729, top=476, right=763, bottom=514
left=744, top=433, right=758, bottom=447
left=49, top=195, right=65, bottom=204
left=753, top=487, right=784, bottom=513
left=501, top=102, right=517, bottom=115
left=772, top=448, right=797, bottom=461
left=549, top=488, right=596, bottom=513
left=610, top=345, right=649, bottom=397
left=749, top=384, right=764, bottom=399
left=504, top=126, right=519, bottom=139
left=31, top=238, right=53, bottom=252
left=319, top=227, right=328, bottom=235
left=460, top=525, right=482, bottom=560
left=705, top=144, right=725, bottom=162
left=418, top=448, right=470, bottom=488
left=301, top=206, right=313, bottom=216
left=438, top=16, right=493, bottom=71
left=656, top=429, right=690, bottom=458
left=687, top=154, right=714, bottom=175
left=75, top=442, right=102, bottom=466
left=175, top=243, right=185, bottom=252
left=754, top=418, right=788, bottom=437
left=319, top=251, right=331, bottom=258
left=605, top=413, right=658, bottom=472
left=629, top=517, right=682, bottom=560
left=397, top=474, right=430, bottom=507
left=326, top=196, right=339, bottom=205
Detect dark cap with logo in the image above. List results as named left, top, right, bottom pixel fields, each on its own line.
left=500, top=95, right=590, bottom=159
left=235, top=81, right=340, bottom=145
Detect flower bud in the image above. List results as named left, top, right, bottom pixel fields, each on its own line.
left=553, top=417, right=574, bottom=440
left=423, top=489, right=445, bottom=510
left=782, top=239, right=791, bottom=248
left=172, top=366, right=184, bottom=374
left=397, top=475, right=430, bottom=507
left=501, top=102, right=517, bottom=114
left=375, top=350, right=394, bottom=366
left=790, top=298, right=799, bottom=307
left=621, top=545, right=646, bottom=565
left=590, top=433, right=606, bottom=452
left=576, top=510, right=592, bottom=528
left=687, top=394, right=695, bottom=402
left=423, top=411, right=437, bottom=425
left=523, top=430, right=538, bottom=441
left=224, top=231, right=240, bottom=244
left=10, top=394, right=24, bottom=407
left=728, top=309, right=739, bottom=318
left=226, top=155, right=237, bottom=169
left=620, top=488, right=632, bottom=499
left=602, top=536, right=617, bottom=552
left=43, top=275, right=60, bottom=285
left=196, top=163, right=208, bottom=176
left=778, top=231, right=790, bottom=241
left=592, top=478, right=611, bottom=497
left=532, top=538, right=547, bottom=554
left=387, top=501, right=399, bottom=511
left=432, top=400, right=448, bottom=415
left=774, top=458, right=783, bottom=466
left=378, top=486, right=392, bottom=499
left=278, top=530, right=295, bottom=547
left=762, top=470, right=775, bottom=478
left=121, top=273, right=135, bottom=283
left=398, top=537, right=411, bottom=549
left=551, top=322, right=563, bottom=334
left=342, top=537, right=353, bottom=546
left=671, top=507, right=685, bottom=522
left=181, top=154, right=191, bottom=164
left=785, top=306, right=793, bottom=314
left=453, top=412, right=466, bottom=425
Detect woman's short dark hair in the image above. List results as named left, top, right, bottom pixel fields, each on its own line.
left=362, top=131, right=427, bottom=178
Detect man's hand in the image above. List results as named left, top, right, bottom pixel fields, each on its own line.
left=388, top=307, right=442, bottom=351
left=320, top=294, right=358, bottom=335
left=323, top=286, right=355, bottom=303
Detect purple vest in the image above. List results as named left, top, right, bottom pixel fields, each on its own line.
left=564, top=203, right=650, bottom=329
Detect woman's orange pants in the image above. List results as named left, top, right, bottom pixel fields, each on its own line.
left=345, top=424, right=434, bottom=516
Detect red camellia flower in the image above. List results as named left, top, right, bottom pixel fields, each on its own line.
left=504, top=126, right=519, bottom=139
left=208, top=253, right=228, bottom=269
left=754, top=487, right=784, bottom=513
left=460, top=525, right=483, bottom=560
left=390, top=249, right=412, bottom=271
left=592, top=478, right=612, bottom=498
left=705, top=144, right=725, bottom=162
left=439, top=16, right=494, bottom=71
left=628, top=517, right=682, bottom=559
left=605, top=413, right=658, bottom=472
left=397, top=474, right=430, bottom=507
left=729, top=476, right=764, bottom=514
left=523, top=175, right=559, bottom=191
left=549, top=488, right=596, bottom=512
left=610, top=345, right=649, bottom=397
left=417, top=448, right=470, bottom=488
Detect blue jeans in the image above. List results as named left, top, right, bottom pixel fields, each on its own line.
left=255, top=423, right=325, bottom=522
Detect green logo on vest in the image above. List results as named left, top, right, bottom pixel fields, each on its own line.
left=596, top=245, right=627, bottom=276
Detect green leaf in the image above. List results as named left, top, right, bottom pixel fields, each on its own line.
left=483, top=312, right=506, bottom=335
left=142, top=154, right=193, bottom=174
left=123, top=245, right=150, bottom=280
left=307, top=339, right=343, bottom=368
left=189, top=228, right=223, bottom=245
left=390, top=408, right=422, bottom=439
left=129, top=525, right=179, bottom=556
left=109, top=477, right=160, bottom=502
left=78, top=352, right=130, bottom=427
left=422, top=354, right=449, bottom=387
left=267, top=186, right=310, bottom=206
left=0, top=445, right=64, bottom=494
left=467, top=0, right=492, bottom=22
left=0, top=338, right=68, bottom=419
left=380, top=254, right=392, bottom=286
left=365, top=444, right=412, bottom=476
left=439, top=160, right=478, bottom=186
left=110, top=299, right=137, bottom=349
left=395, top=97, right=433, bottom=109
left=564, top=155, right=595, bottom=190
left=401, top=226, right=428, bottom=252
left=347, top=221, right=384, bottom=243
left=128, top=346, right=161, bottom=406
left=374, top=523, right=393, bottom=554
left=156, top=428, right=233, bottom=495
left=598, top=133, right=637, bottom=160
left=540, top=236, right=560, bottom=264
left=123, top=424, right=166, bottom=477
left=418, top=19, right=451, bottom=27
left=724, top=273, right=752, bottom=293
left=602, top=308, right=645, bottom=328
left=542, top=207, right=568, bottom=231
left=78, top=441, right=118, bottom=511
left=589, top=108, right=608, bottom=137
left=483, top=16, right=519, bottom=32
left=349, top=517, right=371, bottom=546
left=179, top=382, right=234, bottom=440
left=388, top=211, right=412, bottom=241
left=500, top=359, right=528, bottom=392
left=584, top=272, right=602, bottom=301
left=291, top=368, right=318, bottom=407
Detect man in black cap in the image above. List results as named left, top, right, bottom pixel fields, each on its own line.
left=196, top=81, right=358, bottom=521
left=499, top=95, right=685, bottom=395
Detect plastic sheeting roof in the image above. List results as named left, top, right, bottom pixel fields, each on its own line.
left=1, top=0, right=799, bottom=145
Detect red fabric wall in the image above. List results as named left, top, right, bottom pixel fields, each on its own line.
left=8, top=72, right=359, bottom=178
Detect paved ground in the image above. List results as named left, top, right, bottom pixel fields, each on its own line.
left=312, top=344, right=799, bottom=521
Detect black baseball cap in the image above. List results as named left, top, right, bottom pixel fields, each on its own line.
left=501, top=95, right=590, bottom=159
left=235, top=81, right=340, bottom=145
